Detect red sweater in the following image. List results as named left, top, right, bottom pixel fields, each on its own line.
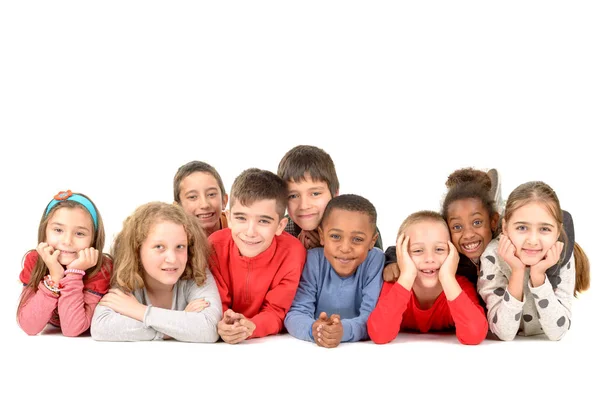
left=209, top=229, right=306, bottom=338
left=367, top=275, right=488, bottom=345
left=18, top=251, right=112, bottom=336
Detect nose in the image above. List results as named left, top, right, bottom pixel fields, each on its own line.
left=462, top=225, right=476, bottom=239
left=299, top=195, right=310, bottom=210
left=198, top=194, right=210, bottom=209
left=339, top=238, right=352, bottom=254
left=61, top=232, right=73, bottom=246
left=246, top=220, right=257, bottom=237
left=525, top=230, right=539, bottom=245
left=424, top=249, right=435, bottom=263
left=164, top=248, right=176, bottom=263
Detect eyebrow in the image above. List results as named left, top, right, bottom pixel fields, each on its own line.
left=448, top=211, right=483, bottom=222
left=232, top=212, right=275, bottom=221
left=49, top=222, right=90, bottom=232
left=328, top=228, right=367, bottom=236
left=513, top=221, right=555, bottom=228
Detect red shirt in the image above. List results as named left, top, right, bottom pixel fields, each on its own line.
left=209, top=229, right=306, bottom=338
left=18, top=251, right=112, bottom=336
left=367, top=275, right=488, bottom=345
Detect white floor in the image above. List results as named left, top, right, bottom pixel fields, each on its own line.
left=3, top=289, right=597, bottom=400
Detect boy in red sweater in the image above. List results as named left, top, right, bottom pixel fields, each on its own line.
left=367, top=211, right=488, bottom=345
left=209, top=168, right=307, bottom=344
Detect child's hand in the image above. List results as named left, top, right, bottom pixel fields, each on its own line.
left=319, top=314, right=343, bottom=349
left=396, top=234, right=418, bottom=290
left=99, top=288, right=145, bottom=321
left=299, top=229, right=320, bottom=250
left=312, top=311, right=329, bottom=345
left=66, top=247, right=99, bottom=272
left=498, top=234, right=526, bottom=270
left=439, top=241, right=459, bottom=281
left=382, top=262, right=400, bottom=282
left=218, top=309, right=250, bottom=344
left=530, top=241, right=564, bottom=287
left=185, top=298, right=210, bottom=312
left=36, top=242, right=63, bottom=280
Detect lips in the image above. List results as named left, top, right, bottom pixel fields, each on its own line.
left=522, top=249, right=542, bottom=256
left=242, top=239, right=262, bottom=246
left=161, top=267, right=179, bottom=273
left=419, top=268, right=439, bottom=277
left=335, top=257, right=355, bottom=265
left=196, top=212, right=216, bottom=220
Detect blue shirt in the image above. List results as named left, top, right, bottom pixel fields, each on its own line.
left=284, top=247, right=385, bottom=343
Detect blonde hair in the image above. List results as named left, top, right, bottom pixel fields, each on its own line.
left=504, top=181, right=590, bottom=296
left=397, top=210, right=448, bottom=239
left=111, top=202, right=211, bottom=292
left=18, top=193, right=110, bottom=315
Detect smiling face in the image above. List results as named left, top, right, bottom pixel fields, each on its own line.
left=227, top=199, right=288, bottom=258
left=45, top=206, right=94, bottom=266
left=446, top=198, right=498, bottom=261
left=286, top=175, right=334, bottom=231
left=405, top=220, right=450, bottom=291
left=178, top=171, right=228, bottom=235
left=140, top=221, right=188, bottom=289
left=503, top=202, right=560, bottom=266
left=319, top=209, right=377, bottom=278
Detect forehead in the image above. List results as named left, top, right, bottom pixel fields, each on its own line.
left=287, top=174, right=328, bottom=191
left=509, top=202, right=556, bottom=223
left=405, top=220, right=449, bottom=242
left=447, top=198, right=487, bottom=218
left=146, top=220, right=187, bottom=240
left=322, top=209, right=373, bottom=233
left=47, top=206, right=93, bottom=229
left=231, top=198, right=280, bottom=218
left=180, top=171, right=220, bottom=191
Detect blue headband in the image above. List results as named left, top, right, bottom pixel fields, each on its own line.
left=45, top=191, right=98, bottom=229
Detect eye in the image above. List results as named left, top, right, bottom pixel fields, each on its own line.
left=187, top=195, right=197, bottom=201
left=154, top=245, right=164, bottom=250
left=451, top=224, right=462, bottom=232
left=54, top=228, right=63, bottom=233
left=177, top=244, right=187, bottom=250
left=411, top=249, right=423, bottom=254
left=207, top=192, right=218, bottom=198
left=540, top=227, right=552, bottom=233
left=311, top=191, right=322, bottom=197
left=473, top=220, right=483, bottom=227
left=235, top=216, right=246, bottom=221
left=76, top=231, right=87, bottom=237
left=288, top=194, right=298, bottom=200
left=259, top=219, right=271, bottom=224
left=352, top=237, right=364, bottom=243
left=436, top=247, right=446, bottom=253
left=329, top=234, right=340, bottom=240
left=516, top=225, right=527, bottom=231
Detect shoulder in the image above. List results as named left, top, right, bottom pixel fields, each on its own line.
left=305, top=247, right=326, bottom=269
left=19, top=250, right=38, bottom=284
left=276, top=231, right=306, bottom=255
left=481, top=237, right=500, bottom=264
left=456, top=275, right=476, bottom=290
left=209, top=228, right=233, bottom=250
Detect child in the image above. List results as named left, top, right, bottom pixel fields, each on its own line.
left=383, top=168, right=575, bottom=288
left=284, top=194, right=385, bottom=348
left=173, top=160, right=229, bottom=237
left=91, top=202, right=222, bottom=342
left=17, top=190, right=112, bottom=336
left=478, top=181, right=590, bottom=341
left=277, top=144, right=383, bottom=250
left=367, top=211, right=488, bottom=345
left=209, top=168, right=307, bottom=344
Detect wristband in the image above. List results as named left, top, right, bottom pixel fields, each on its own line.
left=65, top=269, right=86, bottom=276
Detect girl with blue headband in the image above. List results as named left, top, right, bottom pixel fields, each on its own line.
left=17, top=190, right=113, bottom=336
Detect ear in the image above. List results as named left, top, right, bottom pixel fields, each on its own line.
left=275, top=217, right=288, bottom=236
left=173, top=200, right=179, bottom=206
left=334, top=189, right=339, bottom=197
left=491, top=212, right=500, bottom=232
left=369, top=232, right=379, bottom=250
left=318, top=226, right=325, bottom=245
left=501, top=217, right=507, bottom=235
left=221, top=193, right=229, bottom=210
left=225, top=210, right=232, bottom=226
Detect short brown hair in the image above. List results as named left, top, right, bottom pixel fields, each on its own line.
left=277, top=145, right=339, bottom=197
left=397, top=210, right=447, bottom=239
left=229, top=168, right=288, bottom=219
left=173, top=161, right=227, bottom=204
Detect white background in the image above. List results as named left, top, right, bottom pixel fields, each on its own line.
left=1, top=1, right=598, bottom=399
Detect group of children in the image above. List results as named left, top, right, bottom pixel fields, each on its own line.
left=16, top=145, right=591, bottom=346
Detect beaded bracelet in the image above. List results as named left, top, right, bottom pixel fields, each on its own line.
left=65, top=268, right=86, bottom=276
left=43, top=276, right=61, bottom=294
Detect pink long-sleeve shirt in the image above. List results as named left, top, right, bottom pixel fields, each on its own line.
left=17, top=251, right=112, bottom=336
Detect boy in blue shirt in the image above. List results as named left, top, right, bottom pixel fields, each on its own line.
left=284, top=194, right=385, bottom=348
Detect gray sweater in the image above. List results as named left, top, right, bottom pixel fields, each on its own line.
left=91, top=271, right=222, bottom=342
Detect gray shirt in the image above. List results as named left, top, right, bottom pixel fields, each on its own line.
left=91, top=271, right=222, bottom=342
